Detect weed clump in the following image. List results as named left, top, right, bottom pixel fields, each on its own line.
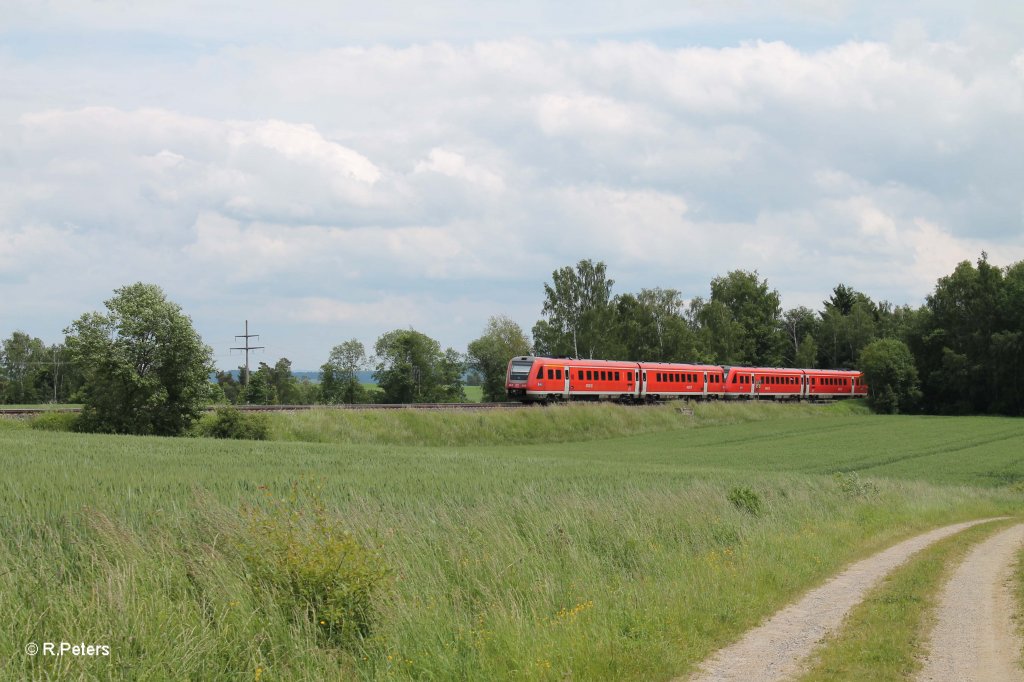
left=834, top=471, right=880, bottom=498
left=238, top=483, right=389, bottom=648
left=196, top=407, right=270, bottom=440
left=727, top=486, right=763, bottom=516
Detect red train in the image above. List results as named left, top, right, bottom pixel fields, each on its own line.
left=506, top=356, right=867, bottom=403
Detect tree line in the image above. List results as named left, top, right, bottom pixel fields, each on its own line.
left=1, top=254, right=1021, bottom=435
left=528, top=255, right=1024, bottom=415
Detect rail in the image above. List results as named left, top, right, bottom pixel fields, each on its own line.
left=0, top=402, right=525, bottom=417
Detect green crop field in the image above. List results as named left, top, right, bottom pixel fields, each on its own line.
left=2, top=402, right=1022, bottom=680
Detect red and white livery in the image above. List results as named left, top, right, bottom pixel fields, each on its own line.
left=506, top=356, right=868, bottom=403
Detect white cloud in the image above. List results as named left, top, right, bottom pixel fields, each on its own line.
left=414, top=148, right=505, bottom=192
left=3, top=27, right=1024, bottom=365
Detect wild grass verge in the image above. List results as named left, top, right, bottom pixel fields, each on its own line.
left=2, top=422, right=1019, bottom=680
left=265, top=400, right=866, bottom=447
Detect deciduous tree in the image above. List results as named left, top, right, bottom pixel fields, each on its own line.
left=373, top=329, right=465, bottom=403
left=859, top=338, right=921, bottom=414
left=467, top=317, right=531, bottom=402
left=533, top=260, right=614, bottom=359
left=65, top=283, right=213, bottom=435
left=320, top=339, right=367, bottom=404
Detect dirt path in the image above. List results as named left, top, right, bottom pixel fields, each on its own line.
left=917, top=522, right=1024, bottom=682
left=685, top=518, right=1003, bottom=682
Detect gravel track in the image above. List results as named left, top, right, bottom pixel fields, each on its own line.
left=917, top=522, right=1024, bottom=682
left=685, top=518, right=1004, bottom=682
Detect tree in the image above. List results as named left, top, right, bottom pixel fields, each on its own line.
left=859, top=338, right=921, bottom=414
left=1, top=331, right=46, bottom=403
left=242, top=362, right=277, bottom=405
left=320, top=339, right=367, bottom=404
left=31, top=342, right=82, bottom=403
left=373, top=329, right=465, bottom=403
left=781, top=307, right=817, bottom=367
left=533, top=260, right=614, bottom=358
left=467, top=316, right=531, bottom=402
left=699, top=270, right=783, bottom=365
left=216, top=370, right=242, bottom=404
left=612, top=288, right=699, bottom=362
left=915, top=255, right=1004, bottom=414
left=64, top=283, right=213, bottom=435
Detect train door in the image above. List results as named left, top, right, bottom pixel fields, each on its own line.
left=563, top=366, right=571, bottom=400
left=641, top=371, right=648, bottom=400
left=702, top=371, right=708, bottom=399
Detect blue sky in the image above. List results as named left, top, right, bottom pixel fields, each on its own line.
left=2, top=1, right=1023, bottom=369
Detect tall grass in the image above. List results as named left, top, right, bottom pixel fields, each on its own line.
left=1, top=403, right=1021, bottom=680
left=265, top=400, right=863, bottom=447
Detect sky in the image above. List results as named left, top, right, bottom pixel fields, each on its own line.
left=2, top=1, right=1023, bottom=369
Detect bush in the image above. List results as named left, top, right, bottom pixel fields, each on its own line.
left=196, top=407, right=270, bottom=440
left=727, top=486, right=763, bottom=516
left=860, top=338, right=922, bottom=414
left=834, top=471, right=880, bottom=498
left=29, top=411, right=80, bottom=432
left=238, top=483, right=389, bottom=648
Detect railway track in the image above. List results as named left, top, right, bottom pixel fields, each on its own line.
left=0, top=402, right=525, bottom=416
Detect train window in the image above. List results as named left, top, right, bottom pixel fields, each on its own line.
left=732, top=375, right=738, bottom=384
left=615, top=371, right=620, bottom=381
left=537, top=366, right=544, bottom=379
left=578, top=370, right=584, bottom=380
left=546, top=369, right=553, bottom=380
left=627, top=371, right=632, bottom=381
left=601, top=371, right=607, bottom=381
left=556, top=369, right=562, bottom=380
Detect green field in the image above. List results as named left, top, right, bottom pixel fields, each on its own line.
left=2, top=402, right=1022, bottom=680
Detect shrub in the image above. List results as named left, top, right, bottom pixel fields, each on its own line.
left=834, top=471, right=880, bottom=498
left=727, top=486, right=763, bottom=516
left=196, top=407, right=270, bottom=440
left=29, top=411, right=80, bottom=432
left=238, top=483, right=389, bottom=648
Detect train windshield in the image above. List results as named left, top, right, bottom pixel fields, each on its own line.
left=509, top=361, right=533, bottom=381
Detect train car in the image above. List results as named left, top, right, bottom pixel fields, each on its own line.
left=804, top=369, right=867, bottom=399
left=723, top=367, right=867, bottom=400
left=506, top=356, right=640, bottom=402
left=723, top=366, right=806, bottom=400
left=637, top=362, right=726, bottom=400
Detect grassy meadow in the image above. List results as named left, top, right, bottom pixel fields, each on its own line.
left=2, top=401, right=1023, bottom=680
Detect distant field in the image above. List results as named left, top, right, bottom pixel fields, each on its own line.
left=2, top=402, right=1022, bottom=680
left=359, top=382, right=484, bottom=402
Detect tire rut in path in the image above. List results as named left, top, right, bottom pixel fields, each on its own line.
left=917, top=522, right=1024, bottom=682
left=685, top=518, right=1005, bottom=682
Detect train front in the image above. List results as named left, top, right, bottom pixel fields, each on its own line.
left=505, top=355, right=538, bottom=401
